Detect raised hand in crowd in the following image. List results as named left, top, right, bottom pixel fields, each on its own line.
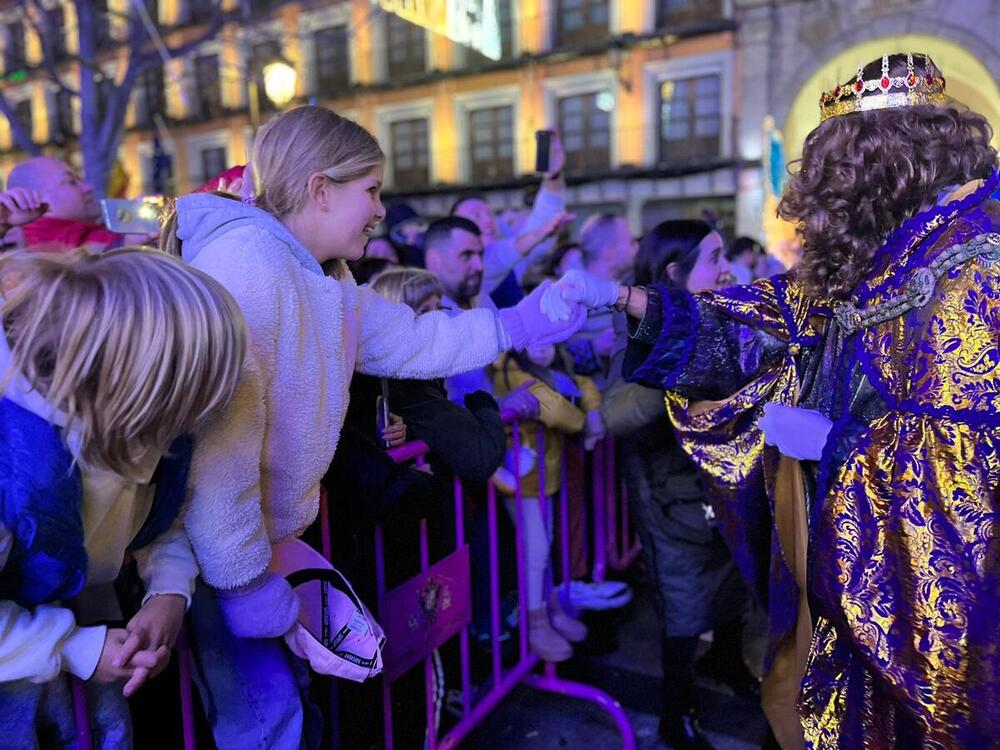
left=514, top=210, right=574, bottom=258
left=0, top=187, right=46, bottom=234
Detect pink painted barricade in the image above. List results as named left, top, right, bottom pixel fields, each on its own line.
left=592, top=438, right=642, bottom=582
left=327, top=419, right=636, bottom=749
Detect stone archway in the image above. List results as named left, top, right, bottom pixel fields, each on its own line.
left=777, top=32, right=1000, bottom=161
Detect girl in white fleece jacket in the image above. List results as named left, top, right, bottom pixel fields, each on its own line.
left=0, top=248, right=244, bottom=748
left=163, top=106, right=586, bottom=749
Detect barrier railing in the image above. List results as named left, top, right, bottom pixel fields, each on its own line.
left=71, top=423, right=640, bottom=748
left=593, top=438, right=642, bottom=582
left=362, top=420, right=636, bottom=750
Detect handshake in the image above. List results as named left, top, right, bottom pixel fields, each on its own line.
left=495, top=271, right=621, bottom=351
left=540, top=270, right=620, bottom=322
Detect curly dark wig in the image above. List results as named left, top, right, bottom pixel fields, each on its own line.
left=778, top=53, right=997, bottom=301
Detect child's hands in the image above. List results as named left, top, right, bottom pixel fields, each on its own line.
left=93, top=628, right=166, bottom=696
left=116, top=594, right=186, bottom=696
left=122, top=594, right=186, bottom=656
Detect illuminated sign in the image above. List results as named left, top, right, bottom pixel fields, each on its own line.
left=375, top=0, right=502, bottom=61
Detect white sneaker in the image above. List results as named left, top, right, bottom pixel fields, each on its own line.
left=558, top=580, right=633, bottom=610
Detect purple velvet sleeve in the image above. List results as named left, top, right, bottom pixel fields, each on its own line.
left=623, top=285, right=788, bottom=401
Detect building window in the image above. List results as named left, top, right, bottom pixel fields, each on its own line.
left=463, top=0, right=515, bottom=64
left=558, top=92, right=611, bottom=172
left=656, top=0, right=723, bottom=28
left=199, top=145, right=228, bottom=185
left=4, top=22, right=26, bottom=72
left=250, top=0, right=282, bottom=17
left=659, top=74, right=721, bottom=164
left=92, top=0, right=113, bottom=48
left=386, top=14, right=426, bottom=78
left=189, top=0, right=217, bottom=22
left=136, top=66, right=165, bottom=128
left=468, top=105, right=514, bottom=182
left=194, top=54, right=223, bottom=119
left=314, top=26, right=350, bottom=96
left=555, top=0, right=608, bottom=47
left=44, top=6, right=68, bottom=62
left=389, top=118, right=429, bottom=187
left=50, top=88, right=75, bottom=143
left=12, top=99, right=32, bottom=143
left=252, top=39, right=283, bottom=111
left=641, top=196, right=735, bottom=241
left=95, top=76, right=116, bottom=121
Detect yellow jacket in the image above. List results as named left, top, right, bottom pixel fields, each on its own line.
left=493, top=357, right=601, bottom=498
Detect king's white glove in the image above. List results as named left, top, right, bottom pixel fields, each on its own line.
left=758, top=402, right=833, bottom=461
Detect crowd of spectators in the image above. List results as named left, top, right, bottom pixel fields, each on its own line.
left=0, top=112, right=787, bottom=750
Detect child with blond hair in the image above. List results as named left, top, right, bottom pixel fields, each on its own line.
left=0, top=247, right=245, bottom=747
left=162, top=105, right=586, bottom=747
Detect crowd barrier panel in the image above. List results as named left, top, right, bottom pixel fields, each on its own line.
left=592, top=438, right=643, bottom=583
left=71, top=422, right=639, bottom=749
left=358, top=420, right=635, bottom=750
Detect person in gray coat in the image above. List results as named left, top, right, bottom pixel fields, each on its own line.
left=603, top=220, right=756, bottom=749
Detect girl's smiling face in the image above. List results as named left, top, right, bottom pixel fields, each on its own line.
left=320, top=166, right=386, bottom=262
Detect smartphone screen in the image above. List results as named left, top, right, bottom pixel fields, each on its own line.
left=535, top=130, right=553, bottom=174
left=101, top=197, right=164, bottom=235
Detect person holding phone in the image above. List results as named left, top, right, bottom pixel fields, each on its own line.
left=451, top=130, right=570, bottom=299
left=6, top=158, right=156, bottom=251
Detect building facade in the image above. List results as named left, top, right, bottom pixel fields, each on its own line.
left=1, top=0, right=997, bottom=242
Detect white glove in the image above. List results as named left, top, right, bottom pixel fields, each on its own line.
left=556, top=270, right=620, bottom=309
left=758, top=402, right=832, bottom=461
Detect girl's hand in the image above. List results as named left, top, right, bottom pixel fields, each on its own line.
left=117, top=593, right=186, bottom=695
left=382, top=413, right=407, bottom=448
left=94, top=628, right=165, bottom=696
left=120, top=594, right=186, bottom=658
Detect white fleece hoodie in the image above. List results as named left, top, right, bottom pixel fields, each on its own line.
left=177, top=195, right=504, bottom=590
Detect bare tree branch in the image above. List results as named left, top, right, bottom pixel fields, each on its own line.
left=19, top=0, right=79, bottom=97
left=0, top=90, right=42, bottom=156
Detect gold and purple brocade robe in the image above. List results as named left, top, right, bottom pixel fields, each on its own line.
left=624, top=172, right=1000, bottom=748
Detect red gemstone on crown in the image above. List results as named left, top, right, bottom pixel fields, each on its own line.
left=854, top=80, right=864, bottom=93
left=879, top=76, right=891, bottom=90
left=926, top=75, right=934, bottom=85
left=906, top=74, right=917, bottom=87
left=833, top=86, right=841, bottom=97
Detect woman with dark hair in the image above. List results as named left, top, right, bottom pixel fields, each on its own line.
left=604, top=220, right=752, bottom=749
left=556, top=52, right=999, bottom=748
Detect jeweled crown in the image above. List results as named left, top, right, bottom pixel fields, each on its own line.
left=819, top=53, right=948, bottom=122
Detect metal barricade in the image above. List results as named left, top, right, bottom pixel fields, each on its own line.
left=73, top=426, right=638, bottom=749
left=344, top=420, right=636, bottom=750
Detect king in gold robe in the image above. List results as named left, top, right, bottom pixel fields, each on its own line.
left=623, top=171, right=1000, bottom=748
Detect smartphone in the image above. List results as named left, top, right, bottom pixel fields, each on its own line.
left=376, top=394, right=390, bottom=446
left=535, top=130, right=554, bottom=174
left=100, top=196, right=164, bottom=235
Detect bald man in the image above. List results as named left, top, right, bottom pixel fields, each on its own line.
left=7, top=157, right=124, bottom=251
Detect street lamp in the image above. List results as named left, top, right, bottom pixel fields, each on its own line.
left=262, top=60, right=297, bottom=109
left=249, top=57, right=298, bottom=133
